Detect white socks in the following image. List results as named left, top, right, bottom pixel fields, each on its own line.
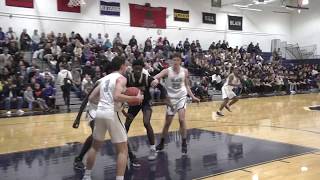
left=116, top=176, right=124, bottom=180
left=84, top=169, right=91, bottom=175
left=150, top=145, right=156, bottom=151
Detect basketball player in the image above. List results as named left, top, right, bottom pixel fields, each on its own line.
left=73, top=80, right=142, bottom=169
left=82, top=56, right=144, bottom=180
left=216, top=67, right=241, bottom=117
left=151, top=53, right=200, bottom=154
left=124, top=59, right=171, bottom=161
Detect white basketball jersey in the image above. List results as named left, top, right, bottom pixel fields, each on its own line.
left=166, top=67, right=187, bottom=99
left=98, top=72, right=123, bottom=112
left=223, top=73, right=240, bottom=87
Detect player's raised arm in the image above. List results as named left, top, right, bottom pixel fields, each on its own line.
left=151, top=69, right=169, bottom=87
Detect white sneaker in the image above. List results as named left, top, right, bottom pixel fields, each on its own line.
left=148, top=149, right=157, bottom=161
left=6, top=111, right=12, bottom=116
left=17, top=109, right=24, bottom=115
left=82, top=174, right=91, bottom=180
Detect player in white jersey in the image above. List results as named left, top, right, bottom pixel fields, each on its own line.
left=216, top=67, right=241, bottom=117
left=82, top=56, right=144, bottom=180
left=151, top=53, right=200, bottom=154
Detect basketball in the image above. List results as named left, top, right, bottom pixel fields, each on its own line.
left=124, top=87, right=141, bottom=106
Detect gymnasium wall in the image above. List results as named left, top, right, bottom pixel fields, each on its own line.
left=291, top=0, right=320, bottom=55
left=0, top=0, right=291, bottom=51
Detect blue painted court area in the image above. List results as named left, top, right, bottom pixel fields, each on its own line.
left=0, top=129, right=316, bottom=180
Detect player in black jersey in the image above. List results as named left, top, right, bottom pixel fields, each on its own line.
left=124, top=59, right=170, bottom=162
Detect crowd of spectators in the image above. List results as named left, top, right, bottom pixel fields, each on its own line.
left=0, top=26, right=319, bottom=116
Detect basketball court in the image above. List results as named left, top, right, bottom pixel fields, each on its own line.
left=0, top=94, right=319, bottom=179
left=1, top=0, right=320, bottom=179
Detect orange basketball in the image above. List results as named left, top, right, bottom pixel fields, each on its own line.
left=124, top=87, right=141, bottom=106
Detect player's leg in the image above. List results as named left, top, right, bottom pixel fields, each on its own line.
left=228, top=96, right=239, bottom=108
left=156, top=111, right=175, bottom=151
left=109, top=112, right=129, bottom=180
left=114, top=142, right=128, bottom=180
left=217, top=98, right=229, bottom=116
left=225, top=89, right=238, bottom=111
left=82, top=112, right=107, bottom=180
left=176, top=98, right=188, bottom=154
left=74, top=120, right=94, bottom=170
left=124, top=105, right=141, bottom=132
left=178, top=108, right=188, bottom=154
left=124, top=106, right=141, bottom=167
left=82, top=139, right=104, bottom=180
left=142, top=104, right=157, bottom=160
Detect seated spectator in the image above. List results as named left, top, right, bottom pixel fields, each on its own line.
left=2, top=79, right=24, bottom=116
left=113, top=32, right=123, bottom=46
left=6, top=27, right=18, bottom=43
left=20, top=29, right=31, bottom=51
left=129, top=35, right=137, bottom=47
left=242, top=75, right=253, bottom=94
left=0, top=48, right=13, bottom=68
left=31, top=29, right=40, bottom=52
left=43, top=83, right=55, bottom=109
left=211, top=71, right=222, bottom=90
left=0, top=27, right=5, bottom=48
left=149, top=87, right=160, bottom=102
left=95, top=33, right=104, bottom=45
left=81, top=74, right=94, bottom=97
left=86, top=33, right=95, bottom=44
left=71, top=68, right=81, bottom=98
left=24, top=85, right=37, bottom=111
left=33, top=83, right=49, bottom=111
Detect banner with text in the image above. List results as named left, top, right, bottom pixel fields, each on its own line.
left=202, top=12, right=216, bottom=24
left=100, top=0, right=120, bottom=16
left=174, top=9, right=189, bottom=22
left=5, top=0, right=33, bottom=8
left=228, top=15, right=243, bottom=31
left=57, top=0, right=80, bottom=13
left=129, top=4, right=166, bottom=29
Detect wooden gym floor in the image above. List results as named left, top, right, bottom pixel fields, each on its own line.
left=0, top=93, right=319, bottom=179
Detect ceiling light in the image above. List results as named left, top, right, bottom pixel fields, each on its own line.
left=233, top=4, right=249, bottom=8
left=302, top=0, right=309, bottom=6
left=240, top=7, right=263, bottom=11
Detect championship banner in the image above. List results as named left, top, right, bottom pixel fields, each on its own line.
left=57, top=0, right=81, bottom=13
left=228, top=15, right=243, bottom=31
left=211, top=0, right=222, bottom=7
left=5, top=0, right=34, bottom=8
left=100, top=0, right=120, bottom=16
left=129, top=4, right=166, bottom=29
left=174, top=9, right=189, bottom=22
left=202, top=12, right=216, bottom=24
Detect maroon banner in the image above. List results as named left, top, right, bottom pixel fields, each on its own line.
left=5, top=0, right=34, bottom=8
left=57, top=0, right=81, bottom=13
left=129, top=4, right=166, bottom=29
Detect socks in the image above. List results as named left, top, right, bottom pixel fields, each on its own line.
left=116, top=176, right=124, bottom=180
left=84, top=169, right=92, bottom=176
left=150, top=145, right=156, bottom=150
